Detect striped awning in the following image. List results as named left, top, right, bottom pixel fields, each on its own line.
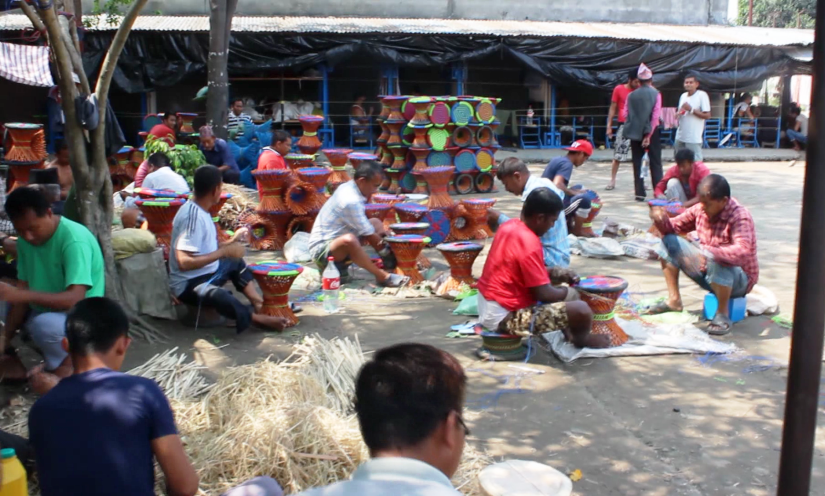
left=0, top=41, right=54, bottom=87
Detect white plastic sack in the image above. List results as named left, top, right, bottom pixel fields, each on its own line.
left=569, top=235, right=624, bottom=259
left=284, top=232, right=312, bottom=263
left=293, top=266, right=321, bottom=291
left=747, top=284, right=779, bottom=315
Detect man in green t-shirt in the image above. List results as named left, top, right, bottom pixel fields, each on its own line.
left=0, top=187, right=104, bottom=394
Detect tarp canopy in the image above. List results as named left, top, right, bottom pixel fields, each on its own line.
left=80, top=30, right=809, bottom=94
left=0, top=41, right=54, bottom=87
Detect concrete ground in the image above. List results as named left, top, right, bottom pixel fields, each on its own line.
left=498, top=146, right=804, bottom=164
left=5, top=157, right=819, bottom=494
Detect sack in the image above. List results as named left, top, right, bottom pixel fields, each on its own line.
left=747, top=285, right=779, bottom=315
left=284, top=232, right=312, bottom=263
left=569, top=235, right=624, bottom=259
left=453, top=293, right=479, bottom=316
left=111, top=229, right=157, bottom=260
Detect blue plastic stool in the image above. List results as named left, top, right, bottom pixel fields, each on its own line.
left=703, top=293, right=747, bottom=323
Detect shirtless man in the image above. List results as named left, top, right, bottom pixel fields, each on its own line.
left=47, top=140, right=73, bottom=201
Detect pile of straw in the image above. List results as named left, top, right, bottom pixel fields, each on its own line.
left=219, top=184, right=259, bottom=230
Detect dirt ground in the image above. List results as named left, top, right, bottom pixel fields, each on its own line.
left=6, top=158, right=822, bottom=495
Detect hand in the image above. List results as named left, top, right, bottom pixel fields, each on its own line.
left=680, top=102, right=692, bottom=112
left=230, top=227, right=249, bottom=244
left=649, top=207, right=668, bottom=224
left=222, top=242, right=246, bottom=259
left=641, top=137, right=650, bottom=148
left=551, top=267, right=580, bottom=286
left=655, top=194, right=667, bottom=200
left=606, top=128, right=613, bottom=139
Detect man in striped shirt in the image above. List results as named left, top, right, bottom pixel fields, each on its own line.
left=227, top=98, right=253, bottom=140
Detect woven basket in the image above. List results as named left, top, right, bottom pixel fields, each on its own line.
left=475, top=98, right=497, bottom=124
left=249, top=262, right=304, bottom=327
left=322, top=148, right=353, bottom=168
left=451, top=101, right=475, bottom=126
left=419, top=166, right=455, bottom=211
left=449, top=204, right=477, bottom=241
left=4, top=123, right=47, bottom=163
left=252, top=169, right=292, bottom=212
left=386, top=234, right=431, bottom=283
left=389, top=222, right=431, bottom=267
left=476, top=148, right=495, bottom=172
left=286, top=181, right=323, bottom=215
left=408, top=96, right=433, bottom=126
left=454, top=172, right=476, bottom=195
left=135, top=199, right=185, bottom=258
left=576, top=275, right=630, bottom=347
left=238, top=211, right=279, bottom=251
left=287, top=213, right=317, bottom=240
left=462, top=198, right=496, bottom=238
left=410, top=147, right=431, bottom=172
left=475, top=172, right=495, bottom=194
left=436, top=241, right=483, bottom=295
left=259, top=210, right=293, bottom=250
left=454, top=149, right=478, bottom=172
left=383, top=96, right=408, bottom=122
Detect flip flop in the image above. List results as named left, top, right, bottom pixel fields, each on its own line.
left=379, top=273, right=409, bottom=288
left=290, top=302, right=303, bottom=314
left=707, top=313, right=733, bottom=336
left=641, top=299, right=681, bottom=315
left=605, top=184, right=615, bottom=191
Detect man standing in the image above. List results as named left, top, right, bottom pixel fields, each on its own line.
left=308, top=161, right=407, bottom=288
left=148, top=112, right=177, bottom=146
left=198, top=126, right=241, bottom=184
left=654, top=149, right=711, bottom=208
left=647, top=175, right=758, bottom=335
left=0, top=187, right=104, bottom=393
left=46, top=140, right=73, bottom=200
left=674, top=74, right=711, bottom=161
left=478, top=188, right=609, bottom=349
left=623, top=63, right=663, bottom=201
left=296, top=343, right=468, bottom=496
left=787, top=105, right=808, bottom=150
left=541, top=140, right=596, bottom=237
left=256, top=130, right=291, bottom=196
left=606, top=69, right=640, bottom=190
left=227, top=98, right=254, bottom=141
left=489, top=157, right=573, bottom=271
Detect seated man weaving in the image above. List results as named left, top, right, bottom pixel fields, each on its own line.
left=169, top=165, right=287, bottom=332
left=654, top=148, right=711, bottom=208
left=488, top=158, right=574, bottom=281
left=308, top=160, right=407, bottom=288
left=0, top=187, right=105, bottom=394
left=477, top=188, right=609, bottom=349
left=541, top=139, right=597, bottom=237
left=647, top=174, right=758, bottom=335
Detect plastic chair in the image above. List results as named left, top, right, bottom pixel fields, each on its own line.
left=541, top=117, right=559, bottom=148
left=737, top=118, right=760, bottom=148
left=317, top=121, right=335, bottom=148
left=518, top=116, right=541, bottom=149
left=143, top=114, right=162, bottom=132
left=659, top=128, right=675, bottom=147
left=572, top=118, right=595, bottom=148
left=702, top=118, right=724, bottom=148
left=349, top=116, right=373, bottom=149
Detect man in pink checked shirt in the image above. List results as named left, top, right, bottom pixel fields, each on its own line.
left=623, top=63, right=662, bottom=201
left=647, top=174, right=758, bottom=336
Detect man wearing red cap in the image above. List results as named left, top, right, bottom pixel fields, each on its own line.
left=541, top=140, right=597, bottom=237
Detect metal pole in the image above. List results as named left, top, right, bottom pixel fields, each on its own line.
left=748, top=0, right=754, bottom=26
left=776, top=0, right=825, bottom=493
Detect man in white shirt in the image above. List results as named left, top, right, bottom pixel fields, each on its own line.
left=295, top=343, right=467, bottom=496
left=122, top=152, right=190, bottom=213
left=675, top=75, right=711, bottom=161
left=787, top=105, right=808, bottom=151
left=227, top=98, right=254, bottom=140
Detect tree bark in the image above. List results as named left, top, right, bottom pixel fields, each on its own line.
left=206, top=0, right=238, bottom=140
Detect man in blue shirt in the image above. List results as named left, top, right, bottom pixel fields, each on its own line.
left=488, top=157, right=576, bottom=282
left=198, top=125, right=240, bottom=184
left=28, top=297, right=284, bottom=496
left=542, top=140, right=597, bottom=237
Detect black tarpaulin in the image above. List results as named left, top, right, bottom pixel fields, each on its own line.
left=82, top=31, right=809, bottom=94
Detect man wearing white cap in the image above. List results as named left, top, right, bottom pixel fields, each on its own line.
left=622, top=63, right=663, bottom=201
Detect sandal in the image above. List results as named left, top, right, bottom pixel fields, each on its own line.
left=707, top=314, right=732, bottom=336
left=379, top=273, right=409, bottom=288
left=605, top=184, right=615, bottom=191
left=641, top=299, right=682, bottom=315
left=290, top=302, right=303, bottom=314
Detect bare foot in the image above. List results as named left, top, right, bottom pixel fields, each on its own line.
left=29, top=371, right=61, bottom=395
left=252, top=314, right=289, bottom=331
left=581, top=334, right=613, bottom=349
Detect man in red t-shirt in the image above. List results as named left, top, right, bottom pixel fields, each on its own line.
left=256, top=130, right=292, bottom=195
left=477, top=188, right=610, bottom=349
left=148, top=112, right=177, bottom=147
left=606, top=69, right=640, bottom=190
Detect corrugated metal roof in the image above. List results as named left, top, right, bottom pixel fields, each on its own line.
left=0, top=13, right=814, bottom=47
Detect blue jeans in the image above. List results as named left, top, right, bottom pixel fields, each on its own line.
left=660, top=234, right=749, bottom=297
left=564, top=185, right=594, bottom=219
left=23, top=310, right=68, bottom=370
left=787, top=129, right=807, bottom=144
left=178, top=258, right=255, bottom=333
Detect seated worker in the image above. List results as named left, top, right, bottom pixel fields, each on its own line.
left=541, top=140, right=597, bottom=237
left=169, top=165, right=287, bottom=332
left=647, top=174, right=758, bottom=335
left=228, top=97, right=254, bottom=141
left=787, top=105, right=808, bottom=151
left=256, top=130, right=291, bottom=196
left=123, top=152, right=190, bottom=212
left=46, top=139, right=73, bottom=200
left=199, top=126, right=240, bottom=185
left=296, top=343, right=468, bottom=496
left=654, top=148, right=711, bottom=208
left=148, top=111, right=178, bottom=146
left=477, top=188, right=609, bottom=349
left=29, top=297, right=283, bottom=496
left=0, top=187, right=104, bottom=394
left=487, top=157, right=576, bottom=281
left=308, top=161, right=407, bottom=288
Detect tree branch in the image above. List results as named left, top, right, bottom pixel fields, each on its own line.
left=18, top=0, right=45, bottom=33
left=94, top=0, right=148, bottom=108
left=58, top=14, right=90, bottom=94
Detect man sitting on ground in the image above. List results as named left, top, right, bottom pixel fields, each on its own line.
left=654, top=148, right=711, bottom=208
left=787, top=105, right=808, bottom=151
left=541, top=140, right=597, bottom=237
left=148, top=111, right=177, bottom=146
left=169, top=165, right=287, bottom=332
left=487, top=157, right=576, bottom=284
left=29, top=297, right=283, bottom=496
left=123, top=152, right=190, bottom=211
left=0, top=187, right=104, bottom=393
left=256, top=130, right=291, bottom=196
left=46, top=140, right=73, bottom=200
left=308, top=161, right=407, bottom=288
left=296, top=343, right=468, bottom=496
left=199, top=126, right=241, bottom=185
left=478, top=188, right=610, bottom=349
left=647, top=174, right=758, bottom=335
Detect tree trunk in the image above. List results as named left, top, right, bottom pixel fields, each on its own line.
left=206, top=0, right=239, bottom=140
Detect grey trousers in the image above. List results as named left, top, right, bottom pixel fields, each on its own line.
left=675, top=140, right=704, bottom=161
left=221, top=476, right=283, bottom=496
left=664, top=178, right=689, bottom=203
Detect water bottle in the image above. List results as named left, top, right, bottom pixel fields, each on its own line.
left=322, top=257, right=340, bottom=314
left=641, top=151, right=651, bottom=191
left=0, top=448, right=27, bottom=496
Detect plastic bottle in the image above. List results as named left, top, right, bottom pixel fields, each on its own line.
left=322, top=256, right=340, bottom=314
left=527, top=105, right=535, bottom=126
left=0, top=448, right=27, bottom=496
left=641, top=151, right=651, bottom=192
